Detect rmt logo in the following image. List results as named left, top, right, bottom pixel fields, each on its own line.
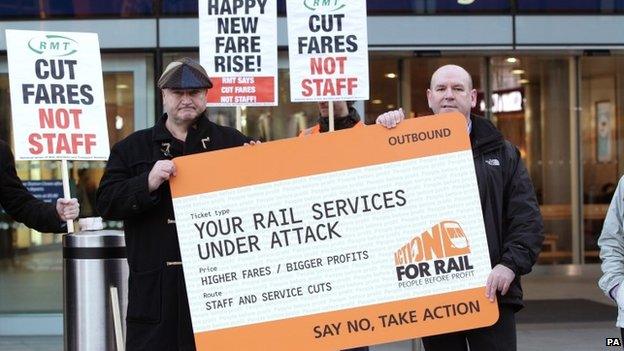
left=304, top=0, right=345, bottom=11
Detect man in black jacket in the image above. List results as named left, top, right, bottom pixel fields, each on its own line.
left=421, top=65, right=543, bottom=350
left=0, top=139, right=79, bottom=233
left=96, top=58, right=251, bottom=351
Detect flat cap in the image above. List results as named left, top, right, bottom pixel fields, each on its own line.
left=158, top=57, right=213, bottom=89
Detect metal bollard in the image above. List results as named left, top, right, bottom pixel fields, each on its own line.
left=63, top=229, right=128, bottom=351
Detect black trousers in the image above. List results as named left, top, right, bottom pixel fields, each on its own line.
left=422, top=304, right=516, bottom=351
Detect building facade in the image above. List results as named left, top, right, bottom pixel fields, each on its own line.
left=0, top=0, right=623, bottom=335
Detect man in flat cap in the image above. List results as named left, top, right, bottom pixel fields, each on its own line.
left=96, top=57, right=251, bottom=351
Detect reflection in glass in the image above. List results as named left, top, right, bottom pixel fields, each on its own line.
left=580, top=57, right=624, bottom=263
left=0, top=0, right=154, bottom=18
left=366, top=0, right=510, bottom=14
left=161, top=0, right=511, bottom=16
left=366, top=58, right=400, bottom=124
left=490, top=56, right=573, bottom=264
left=244, top=70, right=318, bottom=140
left=517, top=0, right=622, bottom=13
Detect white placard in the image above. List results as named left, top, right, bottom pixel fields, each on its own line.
left=6, top=29, right=109, bottom=160
left=200, top=0, right=278, bottom=106
left=286, top=0, right=369, bottom=102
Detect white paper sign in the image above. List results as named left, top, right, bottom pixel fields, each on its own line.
left=5, top=29, right=109, bottom=161
left=200, top=0, right=278, bottom=106
left=286, top=0, right=369, bottom=102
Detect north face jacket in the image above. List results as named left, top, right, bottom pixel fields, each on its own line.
left=469, top=115, right=544, bottom=310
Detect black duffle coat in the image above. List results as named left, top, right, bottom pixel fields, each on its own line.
left=96, top=112, right=249, bottom=351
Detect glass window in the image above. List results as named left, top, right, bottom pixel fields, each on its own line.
left=367, top=0, right=510, bottom=14
left=0, top=0, right=154, bottom=18
left=517, top=0, right=624, bottom=13
left=0, top=53, right=153, bottom=314
left=365, top=58, right=400, bottom=124
left=161, top=0, right=197, bottom=16
left=53, top=0, right=154, bottom=17
left=161, top=0, right=511, bottom=16
left=0, top=1, right=40, bottom=18
left=580, top=56, right=624, bottom=263
left=490, top=56, right=575, bottom=264
left=244, top=70, right=318, bottom=140
left=278, top=0, right=286, bottom=14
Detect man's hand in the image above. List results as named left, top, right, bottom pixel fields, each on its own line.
left=244, top=140, right=262, bottom=146
left=56, top=198, right=79, bottom=221
left=148, top=160, right=176, bottom=193
left=375, top=108, right=405, bottom=129
left=485, top=264, right=515, bottom=301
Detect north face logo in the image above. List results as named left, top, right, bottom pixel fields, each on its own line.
left=485, top=159, right=500, bottom=166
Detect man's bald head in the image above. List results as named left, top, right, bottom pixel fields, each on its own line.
left=427, top=64, right=477, bottom=121
left=430, top=65, right=473, bottom=90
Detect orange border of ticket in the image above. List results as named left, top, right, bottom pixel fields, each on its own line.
left=195, top=288, right=498, bottom=350
left=171, top=112, right=469, bottom=198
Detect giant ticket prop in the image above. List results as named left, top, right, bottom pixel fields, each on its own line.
left=170, top=113, right=498, bottom=350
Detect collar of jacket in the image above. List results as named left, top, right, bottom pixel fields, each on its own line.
left=152, top=111, right=212, bottom=143
left=318, top=106, right=361, bottom=133
left=469, top=114, right=504, bottom=156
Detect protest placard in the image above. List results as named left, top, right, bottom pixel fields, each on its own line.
left=286, top=0, right=369, bottom=102
left=200, top=0, right=278, bottom=106
left=5, top=29, right=109, bottom=161
left=170, top=113, right=498, bottom=350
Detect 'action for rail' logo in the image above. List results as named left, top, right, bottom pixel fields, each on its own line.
left=394, top=221, right=474, bottom=282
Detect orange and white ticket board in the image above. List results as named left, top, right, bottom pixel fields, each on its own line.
left=170, top=113, right=498, bottom=350
left=200, top=0, right=278, bottom=106
left=5, top=29, right=109, bottom=160
left=286, top=0, right=369, bottom=102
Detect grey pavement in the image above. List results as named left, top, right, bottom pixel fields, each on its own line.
left=1, top=324, right=619, bottom=351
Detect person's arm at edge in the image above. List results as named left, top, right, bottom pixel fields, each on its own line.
left=598, top=176, right=624, bottom=301
left=0, top=142, right=66, bottom=233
